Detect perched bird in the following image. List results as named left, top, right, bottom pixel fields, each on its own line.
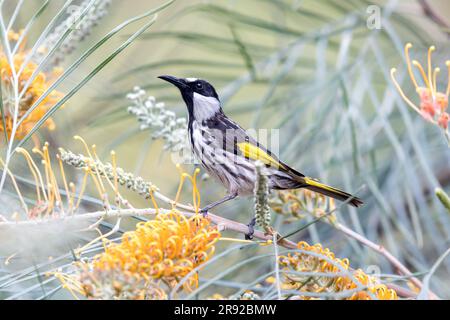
left=159, top=75, right=363, bottom=237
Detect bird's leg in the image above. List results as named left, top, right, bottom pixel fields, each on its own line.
left=245, top=217, right=256, bottom=240
left=200, top=192, right=238, bottom=217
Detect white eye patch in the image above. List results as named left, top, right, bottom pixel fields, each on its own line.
left=186, top=78, right=198, bottom=82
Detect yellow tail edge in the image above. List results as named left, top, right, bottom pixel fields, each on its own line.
left=304, top=177, right=363, bottom=208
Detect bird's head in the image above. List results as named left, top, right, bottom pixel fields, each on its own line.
left=158, top=75, right=222, bottom=121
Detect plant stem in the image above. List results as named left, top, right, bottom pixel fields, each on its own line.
left=0, top=205, right=419, bottom=299
left=335, top=222, right=439, bottom=299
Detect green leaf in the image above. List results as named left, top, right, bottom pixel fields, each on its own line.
left=0, top=76, right=7, bottom=144
left=229, top=24, right=256, bottom=79
left=435, top=188, right=450, bottom=213
left=15, top=14, right=160, bottom=150
left=11, top=0, right=50, bottom=56
left=15, top=0, right=176, bottom=150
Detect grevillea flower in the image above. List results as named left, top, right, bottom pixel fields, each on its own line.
left=64, top=212, right=220, bottom=299
left=274, top=241, right=397, bottom=300
left=269, top=189, right=337, bottom=224
left=37, top=0, right=112, bottom=66
left=127, top=87, right=189, bottom=154
left=74, top=267, right=168, bottom=300
left=0, top=142, right=97, bottom=219
left=0, top=136, right=127, bottom=221
left=208, top=291, right=261, bottom=300
left=254, top=161, right=271, bottom=231
left=0, top=30, right=63, bottom=140
left=59, top=147, right=158, bottom=200
left=391, top=43, right=449, bottom=131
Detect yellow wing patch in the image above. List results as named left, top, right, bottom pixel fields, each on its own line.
left=237, top=142, right=286, bottom=170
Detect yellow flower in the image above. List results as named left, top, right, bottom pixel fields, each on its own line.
left=207, top=291, right=260, bottom=300
left=208, top=293, right=227, bottom=300
left=78, top=212, right=220, bottom=297
left=0, top=143, right=89, bottom=219
left=1, top=140, right=111, bottom=220
left=76, top=266, right=168, bottom=300
left=278, top=241, right=398, bottom=300
left=0, top=30, right=63, bottom=140
left=391, top=43, right=449, bottom=130
left=270, top=189, right=337, bottom=224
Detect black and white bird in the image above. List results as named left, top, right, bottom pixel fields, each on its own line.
left=159, top=75, right=363, bottom=234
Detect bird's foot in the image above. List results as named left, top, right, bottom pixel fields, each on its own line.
left=245, top=218, right=257, bottom=240
left=199, top=207, right=209, bottom=218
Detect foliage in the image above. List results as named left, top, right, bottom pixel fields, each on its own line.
left=0, top=0, right=449, bottom=300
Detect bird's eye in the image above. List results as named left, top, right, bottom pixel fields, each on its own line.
left=196, top=82, right=203, bottom=89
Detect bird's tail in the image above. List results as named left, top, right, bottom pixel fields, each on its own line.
left=301, top=177, right=363, bottom=207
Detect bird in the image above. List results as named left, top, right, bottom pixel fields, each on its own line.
left=159, top=75, right=363, bottom=238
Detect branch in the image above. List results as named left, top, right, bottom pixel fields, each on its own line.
left=55, top=149, right=418, bottom=298
left=0, top=206, right=417, bottom=298
left=335, top=222, right=439, bottom=299
left=418, top=0, right=450, bottom=34
left=0, top=206, right=296, bottom=248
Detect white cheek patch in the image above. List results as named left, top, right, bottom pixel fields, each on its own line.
left=193, top=92, right=221, bottom=120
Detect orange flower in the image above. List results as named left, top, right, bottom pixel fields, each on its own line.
left=278, top=241, right=398, bottom=300
left=0, top=30, right=63, bottom=140
left=10, top=142, right=93, bottom=219
left=391, top=43, right=449, bottom=131
left=81, top=212, right=220, bottom=296
left=270, top=189, right=337, bottom=224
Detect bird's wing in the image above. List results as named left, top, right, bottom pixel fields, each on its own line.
left=204, top=113, right=304, bottom=177
left=202, top=114, right=363, bottom=207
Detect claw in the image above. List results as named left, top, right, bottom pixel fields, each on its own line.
left=200, top=207, right=209, bottom=218
left=245, top=217, right=256, bottom=240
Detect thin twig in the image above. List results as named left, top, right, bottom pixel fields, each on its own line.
left=0, top=205, right=417, bottom=298
left=418, top=0, right=450, bottom=33
left=335, top=222, right=439, bottom=299
left=273, top=232, right=282, bottom=300
left=0, top=206, right=296, bottom=248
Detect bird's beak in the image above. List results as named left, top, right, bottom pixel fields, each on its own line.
left=158, top=75, right=188, bottom=89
